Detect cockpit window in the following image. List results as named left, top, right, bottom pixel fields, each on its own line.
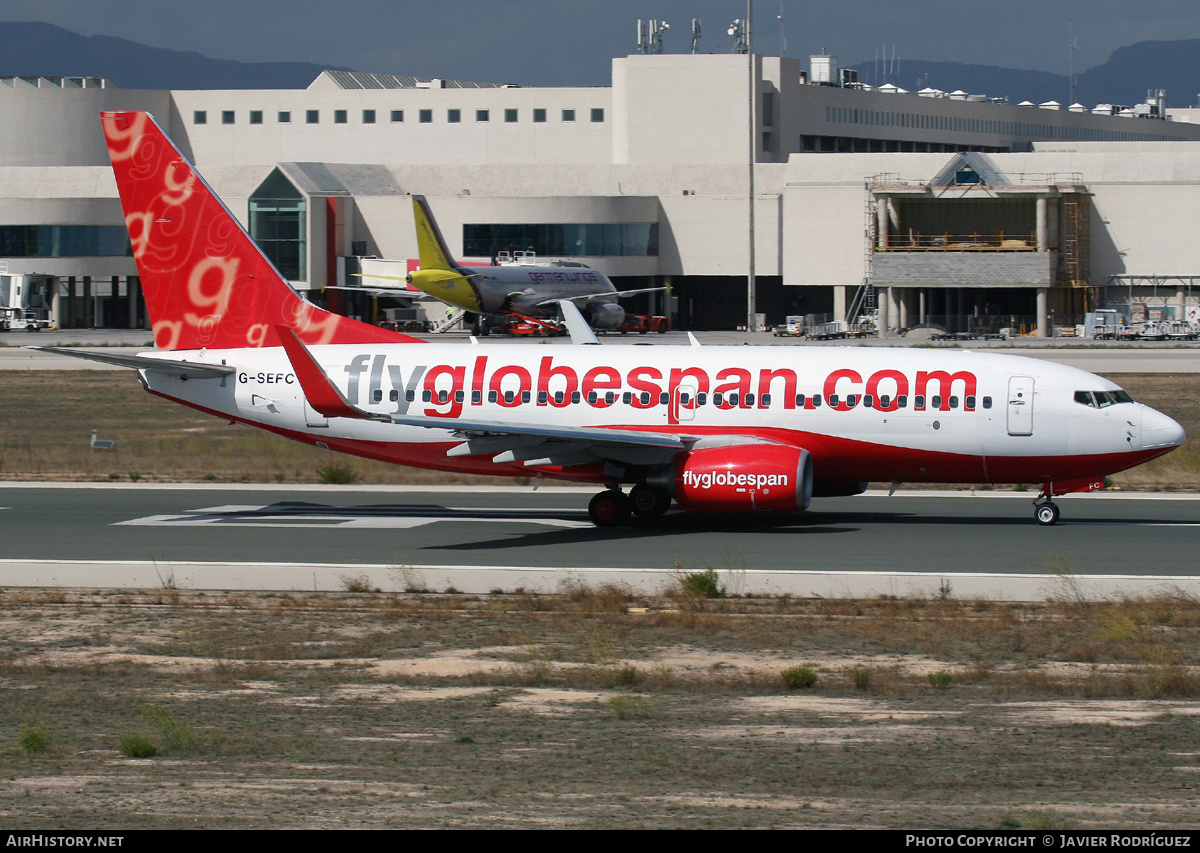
left=1075, top=389, right=1134, bottom=408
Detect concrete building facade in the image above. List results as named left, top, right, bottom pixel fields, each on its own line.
left=3, top=56, right=1200, bottom=334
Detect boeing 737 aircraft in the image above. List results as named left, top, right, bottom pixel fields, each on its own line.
left=37, top=111, right=1186, bottom=527
left=398, top=195, right=662, bottom=333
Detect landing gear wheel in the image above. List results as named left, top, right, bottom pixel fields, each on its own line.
left=629, top=484, right=670, bottom=519
left=588, top=489, right=631, bottom=528
left=1035, top=501, right=1060, bottom=526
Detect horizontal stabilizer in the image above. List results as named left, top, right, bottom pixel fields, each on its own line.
left=28, top=347, right=235, bottom=378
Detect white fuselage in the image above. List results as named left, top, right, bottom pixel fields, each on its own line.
left=139, top=342, right=1184, bottom=489
left=472, top=265, right=616, bottom=313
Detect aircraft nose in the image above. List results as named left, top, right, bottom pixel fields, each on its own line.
left=1141, top=405, right=1186, bottom=450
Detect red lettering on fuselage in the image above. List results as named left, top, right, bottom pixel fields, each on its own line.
left=582, top=366, right=621, bottom=408
left=759, top=368, right=797, bottom=409
left=538, top=356, right=578, bottom=408
left=349, top=354, right=978, bottom=418
left=916, top=370, right=977, bottom=411
left=714, top=368, right=751, bottom=410
left=823, top=369, right=862, bottom=412
left=490, top=364, right=532, bottom=407
left=628, top=367, right=663, bottom=409
left=423, top=364, right=465, bottom=417
left=865, top=369, right=909, bottom=412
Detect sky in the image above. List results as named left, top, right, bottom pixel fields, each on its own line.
left=3, top=1, right=1199, bottom=86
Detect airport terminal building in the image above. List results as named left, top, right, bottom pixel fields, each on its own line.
left=3, top=53, right=1200, bottom=335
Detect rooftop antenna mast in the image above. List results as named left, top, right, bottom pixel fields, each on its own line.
left=636, top=20, right=669, bottom=54
left=728, top=17, right=748, bottom=53
left=778, top=1, right=786, bottom=55
left=746, top=0, right=756, bottom=334
left=692, top=18, right=702, bottom=54
left=651, top=20, right=670, bottom=54
left=1068, top=29, right=1077, bottom=105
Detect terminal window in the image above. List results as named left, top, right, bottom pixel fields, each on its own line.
left=533, top=108, right=546, bottom=123
left=391, top=110, right=404, bottom=122
left=505, top=109, right=518, bottom=122
left=334, top=110, right=348, bottom=124
left=249, top=111, right=263, bottom=124
left=362, top=109, right=376, bottom=124
left=193, top=110, right=207, bottom=125
left=306, top=110, right=319, bottom=124
left=419, top=109, right=432, bottom=123
left=591, top=108, right=604, bottom=122
left=250, top=169, right=306, bottom=282
left=278, top=111, right=291, bottom=123
left=463, top=222, right=659, bottom=257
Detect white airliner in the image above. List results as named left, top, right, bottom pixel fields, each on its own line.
left=361, top=195, right=663, bottom=334
left=38, top=111, right=1186, bottom=527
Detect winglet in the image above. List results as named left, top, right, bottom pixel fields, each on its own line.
left=275, top=325, right=382, bottom=421
left=554, top=300, right=601, bottom=345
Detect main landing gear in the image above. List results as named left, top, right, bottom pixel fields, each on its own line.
left=587, top=485, right=672, bottom=527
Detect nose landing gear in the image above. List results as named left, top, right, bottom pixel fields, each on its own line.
left=1034, top=499, right=1060, bottom=526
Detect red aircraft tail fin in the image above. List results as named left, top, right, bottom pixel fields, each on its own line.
left=101, top=110, right=420, bottom=351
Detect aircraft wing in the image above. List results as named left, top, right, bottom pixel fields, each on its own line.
left=531, top=286, right=667, bottom=308
left=326, top=284, right=439, bottom=300
left=27, top=347, right=236, bottom=379
left=274, top=325, right=689, bottom=468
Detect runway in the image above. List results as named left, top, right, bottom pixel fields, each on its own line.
left=3, top=484, right=1199, bottom=600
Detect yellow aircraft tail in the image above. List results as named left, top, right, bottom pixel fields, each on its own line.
left=412, top=195, right=461, bottom=272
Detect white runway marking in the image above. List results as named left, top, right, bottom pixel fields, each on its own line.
left=115, top=503, right=592, bottom=530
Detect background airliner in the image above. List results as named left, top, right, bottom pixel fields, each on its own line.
left=399, top=195, right=664, bottom=333
left=36, top=111, right=1186, bottom=528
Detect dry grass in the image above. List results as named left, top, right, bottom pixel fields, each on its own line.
left=1, top=371, right=1196, bottom=487
left=0, top=371, right=519, bottom=484
left=6, top=585, right=1200, bottom=828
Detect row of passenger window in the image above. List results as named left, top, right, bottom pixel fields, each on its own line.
left=371, top=387, right=994, bottom=410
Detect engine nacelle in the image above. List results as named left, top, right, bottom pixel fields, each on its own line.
left=675, top=444, right=813, bottom=513
left=583, top=301, right=625, bottom=330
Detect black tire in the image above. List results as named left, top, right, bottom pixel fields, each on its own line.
left=630, top=484, right=670, bottom=519
left=588, top=490, right=631, bottom=527
left=1035, top=502, right=1060, bottom=526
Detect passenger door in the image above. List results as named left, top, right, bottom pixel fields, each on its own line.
left=1006, top=375, right=1034, bottom=436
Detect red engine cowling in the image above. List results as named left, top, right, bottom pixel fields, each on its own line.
left=675, top=444, right=813, bottom=513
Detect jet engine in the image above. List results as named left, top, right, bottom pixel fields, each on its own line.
left=673, top=444, right=813, bottom=513
left=581, top=301, right=625, bottom=330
